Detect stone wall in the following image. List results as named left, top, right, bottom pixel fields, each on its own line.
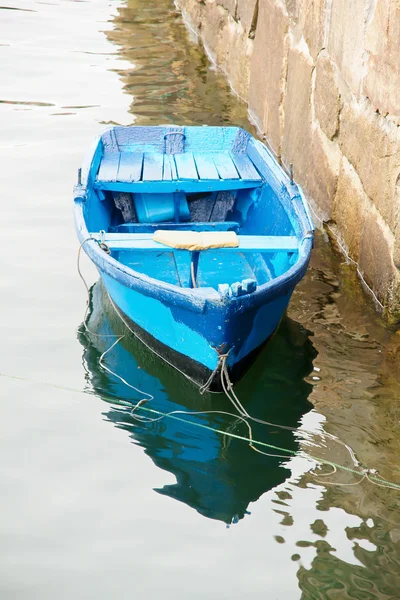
left=176, top=0, right=400, bottom=315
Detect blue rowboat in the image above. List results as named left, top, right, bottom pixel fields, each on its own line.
left=74, top=125, right=314, bottom=391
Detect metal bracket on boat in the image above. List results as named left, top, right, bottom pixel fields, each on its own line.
left=73, top=187, right=87, bottom=203
left=97, top=230, right=111, bottom=254
left=74, top=170, right=87, bottom=203
left=218, top=278, right=257, bottom=298
left=301, top=230, right=314, bottom=248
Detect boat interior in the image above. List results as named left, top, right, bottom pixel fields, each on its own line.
left=85, top=127, right=303, bottom=296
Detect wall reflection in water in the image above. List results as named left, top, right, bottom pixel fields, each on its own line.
left=78, top=282, right=316, bottom=525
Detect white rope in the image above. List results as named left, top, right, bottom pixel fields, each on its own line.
left=106, top=293, right=208, bottom=390
left=218, top=354, right=361, bottom=469
left=307, top=203, right=384, bottom=310
left=78, top=238, right=119, bottom=339
left=98, top=337, right=153, bottom=402
left=77, top=240, right=392, bottom=487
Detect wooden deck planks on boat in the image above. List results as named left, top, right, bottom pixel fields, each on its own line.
left=193, top=154, right=220, bottom=180
left=212, top=153, right=239, bottom=180
left=162, top=155, right=177, bottom=181
left=117, top=152, right=143, bottom=182
left=230, top=153, right=261, bottom=181
left=96, top=151, right=262, bottom=187
left=142, top=153, right=164, bottom=181
left=97, top=153, right=120, bottom=182
left=174, top=152, right=198, bottom=180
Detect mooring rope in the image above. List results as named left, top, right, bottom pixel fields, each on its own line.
left=73, top=241, right=400, bottom=491
left=306, top=202, right=384, bottom=310
left=218, top=353, right=361, bottom=468
left=0, top=373, right=400, bottom=491
left=2, top=369, right=400, bottom=490
left=104, top=297, right=360, bottom=466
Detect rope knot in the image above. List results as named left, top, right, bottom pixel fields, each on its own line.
left=199, top=351, right=231, bottom=395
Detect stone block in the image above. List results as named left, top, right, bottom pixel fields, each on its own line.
left=285, top=0, right=299, bottom=19
left=364, top=0, right=400, bottom=120
left=248, top=0, right=289, bottom=154
left=203, top=2, right=229, bottom=60
left=218, top=18, right=253, bottom=98
left=332, top=157, right=368, bottom=260
left=305, top=127, right=341, bottom=219
left=301, top=0, right=326, bottom=60
left=314, top=55, right=340, bottom=140
left=338, top=101, right=400, bottom=231
left=236, top=0, right=258, bottom=35
left=216, top=0, right=237, bottom=14
left=327, top=0, right=366, bottom=98
left=359, top=209, right=398, bottom=308
left=281, top=46, right=314, bottom=179
left=176, top=0, right=205, bottom=32
left=394, top=238, right=400, bottom=270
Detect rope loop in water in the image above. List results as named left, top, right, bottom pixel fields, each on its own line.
left=73, top=238, right=400, bottom=492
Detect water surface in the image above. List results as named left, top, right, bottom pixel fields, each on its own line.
left=1, top=1, right=399, bottom=598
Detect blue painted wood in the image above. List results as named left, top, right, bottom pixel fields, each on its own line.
left=174, top=152, right=198, bottom=180
left=143, top=153, right=164, bottom=181
left=112, top=126, right=166, bottom=153
left=90, top=232, right=299, bottom=252
left=231, top=128, right=250, bottom=153
left=230, top=153, right=261, bottom=181
left=212, top=153, right=240, bottom=180
left=165, top=126, right=185, bottom=154
left=196, top=252, right=255, bottom=289
left=106, top=125, right=238, bottom=154
left=174, top=192, right=187, bottom=222
left=94, top=179, right=260, bottom=194
left=172, top=251, right=192, bottom=288
left=246, top=137, right=314, bottom=237
left=193, top=154, right=220, bottom=180
left=101, top=128, right=119, bottom=152
left=118, top=250, right=181, bottom=287
left=111, top=221, right=240, bottom=233
left=75, top=125, right=314, bottom=386
left=80, top=135, right=104, bottom=187
left=246, top=253, right=272, bottom=285
left=162, top=154, right=178, bottom=181
left=117, top=152, right=143, bottom=182
left=163, top=155, right=172, bottom=181
left=97, top=153, right=120, bottom=182
left=101, top=272, right=219, bottom=370
left=183, top=127, right=238, bottom=153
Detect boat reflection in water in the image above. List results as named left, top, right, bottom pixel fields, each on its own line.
left=78, top=282, right=316, bottom=525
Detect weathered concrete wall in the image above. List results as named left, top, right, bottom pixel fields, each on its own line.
left=176, top=0, right=400, bottom=314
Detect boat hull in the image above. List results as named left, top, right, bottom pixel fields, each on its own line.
left=106, top=291, right=280, bottom=392
left=100, top=271, right=293, bottom=392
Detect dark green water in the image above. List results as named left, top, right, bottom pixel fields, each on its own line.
left=1, top=0, right=399, bottom=598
